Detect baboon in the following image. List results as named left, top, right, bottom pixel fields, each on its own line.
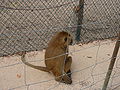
left=21, top=31, right=73, bottom=84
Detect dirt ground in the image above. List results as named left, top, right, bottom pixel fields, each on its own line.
left=0, top=39, right=120, bottom=90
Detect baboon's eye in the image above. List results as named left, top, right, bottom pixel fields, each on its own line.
left=64, top=37, right=67, bottom=42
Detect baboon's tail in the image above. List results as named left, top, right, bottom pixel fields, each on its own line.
left=21, top=53, right=50, bottom=72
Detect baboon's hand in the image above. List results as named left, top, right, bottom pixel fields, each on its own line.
left=63, top=74, right=72, bottom=84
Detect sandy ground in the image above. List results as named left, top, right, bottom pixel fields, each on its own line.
left=0, top=39, right=120, bottom=90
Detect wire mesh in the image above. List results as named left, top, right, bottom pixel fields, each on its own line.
left=0, top=0, right=120, bottom=57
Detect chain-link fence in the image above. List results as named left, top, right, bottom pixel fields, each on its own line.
left=0, top=0, right=120, bottom=57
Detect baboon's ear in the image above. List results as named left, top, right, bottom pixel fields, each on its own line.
left=64, top=37, right=67, bottom=42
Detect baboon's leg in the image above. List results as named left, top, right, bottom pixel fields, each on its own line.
left=55, top=74, right=72, bottom=84
left=52, top=68, right=63, bottom=83
left=53, top=68, right=72, bottom=84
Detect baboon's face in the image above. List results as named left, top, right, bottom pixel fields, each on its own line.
left=56, top=32, right=73, bottom=47
left=50, top=31, right=73, bottom=47
left=63, top=33, right=73, bottom=46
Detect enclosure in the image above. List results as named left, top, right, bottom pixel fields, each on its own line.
left=0, top=0, right=120, bottom=90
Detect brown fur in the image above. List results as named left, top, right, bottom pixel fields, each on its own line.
left=21, top=31, right=73, bottom=84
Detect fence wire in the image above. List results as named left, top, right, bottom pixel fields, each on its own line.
left=0, top=0, right=120, bottom=57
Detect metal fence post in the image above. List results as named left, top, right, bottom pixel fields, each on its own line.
left=75, top=0, right=84, bottom=42
left=102, top=31, right=120, bottom=90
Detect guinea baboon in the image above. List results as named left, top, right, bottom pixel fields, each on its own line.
left=21, top=31, right=73, bottom=84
